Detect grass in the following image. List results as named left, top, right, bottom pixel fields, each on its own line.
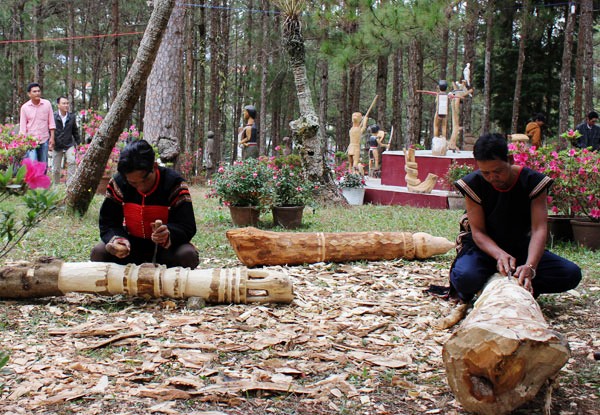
left=3, top=184, right=599, bottom=274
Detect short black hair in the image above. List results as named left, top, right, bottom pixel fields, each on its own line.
left=533, top=113, right=546, bottom=122
left=117, top=139, right=155, bottom=175
left=27, top=82, right=41, bottom=92
left=473, top=133, right=509, bottom=162
left=56, top=96, right=68, bottom=104
left=370, top=124, right=380, bottom=133
left=587, top=111, right=599, bottom=120
left=244, top=105, right=257, bottom=119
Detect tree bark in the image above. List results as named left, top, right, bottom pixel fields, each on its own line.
left=65, top=0, right=175, bottom=215
left=481, top=0, right=494, bottom=135
left=462, top=0, right=478, bottom=137
left=406, top=38, right=423, bottom=146
left=0, top=259, right=293, bottom=304
left=375, top=55, right=388, bottom=128
left=511, top=0, right=530, bottom=133
left=559, top=3, right=576, bottom=135
left=580, top=0, right=594, bottom=116
left=443, top=275, right=570, bottom=415
left=144, top=3, right=186, bottom=162
left=110, top=0, right=120, bottom=105
left=226, top=227, right=455, bottom=267
left=392, top=47, right=404, bottom=149
left=259, top=0, right=268, bottom=155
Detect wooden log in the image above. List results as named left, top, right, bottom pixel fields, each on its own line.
left=0, top=259, right=293, bottom=304
left=442, top=274, right=570, bottom=415
left=226, top=227, right=455, bottom=267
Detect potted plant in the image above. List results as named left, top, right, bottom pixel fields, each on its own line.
left=208, top=158, right=273, bottom=226
left=442, top=161, right=474, bottom=210
left=338, top=171, right=366, bottom=205
left=270, top=162, right=317, bottom=228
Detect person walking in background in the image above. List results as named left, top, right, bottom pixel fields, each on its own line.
left=575, top=111, right=600, bottom=151
left=525, top=113, right=545, bottom=148
left=19, top=82, right=56, bottom=169
left=51, top=96, right=80, bottom=185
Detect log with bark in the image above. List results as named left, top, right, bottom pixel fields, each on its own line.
left=442, top=274, right=570, bottom=415
left=226, top=227, right=455, bottom=267
left=0, top=258, right=293, bottom=304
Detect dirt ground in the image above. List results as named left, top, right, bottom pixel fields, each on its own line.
left=0, top=258, right=598, bottom=415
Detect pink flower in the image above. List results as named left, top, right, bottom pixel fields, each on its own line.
left=22, top=159, right=51, bottom=189
left=275, top=146, right=281, bottom=151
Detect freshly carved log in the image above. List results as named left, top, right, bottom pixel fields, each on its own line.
left=404, top=147, right=438, bottom=194
left=226, top=227, right=455, bottom=267
left=442, top=275, right=570, bottom=415
left=0, top=259, right=293, bottom=304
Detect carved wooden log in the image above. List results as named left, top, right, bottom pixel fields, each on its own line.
left=0, top=259, right=293, bottom=303
left=442, top=275, right=570, bottom=415
left=226, top=227, right=455, bottom=267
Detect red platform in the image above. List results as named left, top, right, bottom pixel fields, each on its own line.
left=363, top=150, right=477, bottom=209
left=381, top=150, right=477, bottom=190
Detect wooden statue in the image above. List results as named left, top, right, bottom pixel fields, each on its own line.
left=404, top=147, right=438, bottom=193
left=348, top=95, right=378, bottom=172
left=368, top=124, right=388, bottom=177
left=0, top=259, right=294, bottom=304
left=443, top=274, right=570, bottom=415
left=226, top=227, right=455, bottom=267
left=239, top=105, right=259, bottom=159
left=448, top=80, right=474, bottom=152
left=418, top=80, right=449, bottom=140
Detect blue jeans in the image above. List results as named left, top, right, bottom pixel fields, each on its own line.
left=450, top=245, right=582, bottom=302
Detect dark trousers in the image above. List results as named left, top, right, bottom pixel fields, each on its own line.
left=450, top=246, right=582, bottom=302
left=90, top=241, right=200, bottom=269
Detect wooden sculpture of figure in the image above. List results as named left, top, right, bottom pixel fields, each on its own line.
left=348, top=95, right=378, bottom=172
left=418, top=80, right=449, bottom=156
left=238, top=105, right=259, bottom=159
left=205, top=130, right=216, bottom=178
left=404, top=147, right=438, bottom=193
left=448, top=79, right=474, bottom=152
left=367, top=124, right=388, bottom=177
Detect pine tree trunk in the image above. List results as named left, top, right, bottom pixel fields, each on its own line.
left=259, top=0, right=269, bottom=156
left=65, top=0, right=175, bottom=216
left=144, top=4, right=186, bottom=162
left=67, top=2, right=76, bottom=104
left=183, top=10, right=195, bottom=155
left=462, top=0, right=478, bottom=137
left=580, top=0, right=594, bottom=114
left=110, top=0, right=120, bottom=105
left=392, top=47, right=404, bottom=148
left=559, top=3, right=576, bottom=135
left=375, top=55, right=388, bottom=128
left=482, top=0, right=494, bottom=135
left=511, top=0, right=530, bottom=133
left=406, top=39, right=423, bottom=146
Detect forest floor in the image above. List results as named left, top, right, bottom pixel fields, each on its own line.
left=1, top=256, right=598, bottom=415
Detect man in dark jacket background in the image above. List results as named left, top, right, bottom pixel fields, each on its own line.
left=50, top=96, right=80, bottom=185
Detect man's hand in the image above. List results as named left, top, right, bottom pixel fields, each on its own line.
left=106, top=237, right=130, bottom=258
left=49, top=139, right=55, bottom=151
left=496, top=253, right=516, bottom=277
left=151, top=222, right=170, bottom=248
left=515, top=264, right=535, bottom=295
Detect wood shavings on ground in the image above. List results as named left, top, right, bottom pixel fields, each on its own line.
left=0, top=258, right=597, bottom=414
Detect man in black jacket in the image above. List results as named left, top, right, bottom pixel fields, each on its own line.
left=50, top=96, right=80, bottom=185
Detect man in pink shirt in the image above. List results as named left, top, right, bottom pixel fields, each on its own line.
left=19, top=82, right=56, bottom=168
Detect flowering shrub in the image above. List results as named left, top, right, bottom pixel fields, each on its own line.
left=443, top=161, right=474, bottom=189
left=0, top=124, right=37, bottom=168
left=0, top=160, right=60, bottom=259
left=510, top=142, right=600, bottom=222
left=338, top=171, right=365, bottom=188
left=77, top=110, right=143, bottom=176
left=208, top=158, right=273, bottom=211
left=270, top=163, right=317, bottom=207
